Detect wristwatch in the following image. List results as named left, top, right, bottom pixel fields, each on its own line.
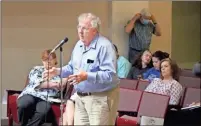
left=153, top=22, right=157, bottom=25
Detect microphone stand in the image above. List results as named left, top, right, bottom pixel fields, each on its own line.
left=59, top=46, right=64, bottom=125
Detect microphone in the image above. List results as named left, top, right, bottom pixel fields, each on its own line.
left=50, top=37, right=68, bottom=54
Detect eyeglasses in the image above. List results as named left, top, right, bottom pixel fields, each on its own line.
left=77, top=25, right=91, bottom=32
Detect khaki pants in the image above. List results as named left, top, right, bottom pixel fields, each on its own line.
left=74, top=86, right=119, bottom=125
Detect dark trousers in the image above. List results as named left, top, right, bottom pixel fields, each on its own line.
left=17, top=94, right=58, bottom=126
left=128, top=47, right=142, bottom=65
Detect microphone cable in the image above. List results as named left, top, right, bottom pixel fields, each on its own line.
left=59, top=46, right=64, bottom=126
left=44, top=57, right=50, bottom=123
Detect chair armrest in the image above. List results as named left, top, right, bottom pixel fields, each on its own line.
left=7, top=90, right=22, bottom=95
left=6, top=90, right=22, bottom=117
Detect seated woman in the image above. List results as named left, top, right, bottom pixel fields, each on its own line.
left=145, top=58, right=183, bottom=105
left=113, top=44, right=131, bottom=78
left=17, top=49, right=67, bottom=126
left=143, top=50, right=169, bottom=82
left=127, top=50, right=153, bottom=80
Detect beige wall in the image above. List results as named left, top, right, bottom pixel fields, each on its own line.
left=0, top=1, right=2, bottom=121
left=1, top=1, right=110, bottom=95
left=149, top=1, right=172, bottom=55
left=1, top=1, right=174, bottom=95
left=172, top=1, right=201, bottom=69
left=112, top=1, right=149, bottom=58
left=2, top=0, right=200, bottom=100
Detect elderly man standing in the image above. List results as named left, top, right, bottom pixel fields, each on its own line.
left=125, top=8, right=162, bottom=64
left=43, top=13, right=120, bottom=125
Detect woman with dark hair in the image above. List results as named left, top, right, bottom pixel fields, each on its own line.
left=127, top=50, right=153, bottom=79
left=145, top=58, right=183, bottom=105
left=143, top=50, right=169, bottom=82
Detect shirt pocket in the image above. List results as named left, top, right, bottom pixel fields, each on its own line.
left=84, top=56, right=100, bottom=72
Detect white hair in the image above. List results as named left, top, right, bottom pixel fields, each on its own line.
left=78, top=13, right=101, bottom=30
left=140, top=8, right=151, bottom=17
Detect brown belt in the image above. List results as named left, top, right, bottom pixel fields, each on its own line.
left=77, top=92, right=92, bottom=96
left=77, top=86, right=119, bottom=97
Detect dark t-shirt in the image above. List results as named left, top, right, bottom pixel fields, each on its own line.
left=127, top=66, right=150, bottom=79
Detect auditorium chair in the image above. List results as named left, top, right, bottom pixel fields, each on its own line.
left=179, top=87, right=186, bottom=106
left=182, top=88, right=201, bottom=107
left=180, top=69, right=197, bottom=78
left=136, top=80, right=149, bottom=91
left=116, top=91, right=170, bottom=126
left=179, top=76, right=201, bottom=88
left=137, top=92, right=170, bottom=119
left=6, top=76, right=74, bottom=126
left=118, top=88, right=142, bottom=114
left=119, top=79, right=138, bottom=90
left=116, top=88, right=142, bottom=126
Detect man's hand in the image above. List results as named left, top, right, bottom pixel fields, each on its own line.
left=36, top=82, right=60, bottom=90
left=150, top=13, right=161, bottom=36
left=51, top=82, right=60, bottom=90
left=51, top=78, right=68, bottom=89
left=42, top=67, right=59, bottom=81
left=132, top=13, right=141, bottom=21
left=68, top=71, right=88, bottom=85
left=150, top=14, right=157, bottom=23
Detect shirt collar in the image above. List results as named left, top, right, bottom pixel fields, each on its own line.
left=79, top=33, right=99, bottom=52
left=87, top=33, right=99, bottom=49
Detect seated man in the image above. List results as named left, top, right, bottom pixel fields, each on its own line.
left=17, top=49, right=67, bottom=126
left=113, top=44, right=131, bottom=78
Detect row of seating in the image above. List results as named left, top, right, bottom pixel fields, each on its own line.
left=180, top=68, right=200, bottom=78
left=119, top=78, right=200, bottom=107
left=6, top=77, right=200, bottom=126
left=119, top=79, right=148, bottom=90
left=117, top=87, right=200, bottom=125
left=179, top=76, right=200, bottom=89
left=120, top=76, right=200, bottom=91
left=118, top=88, right=170, bottom=116
left=117, top=88, right=170, bottom=125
